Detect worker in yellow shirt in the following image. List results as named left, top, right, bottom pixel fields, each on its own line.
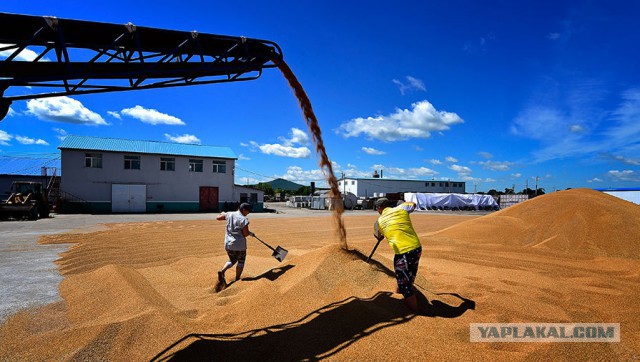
left=373, top=197, right=422, bottom=313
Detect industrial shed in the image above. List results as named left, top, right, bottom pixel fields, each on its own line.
left=338, top=177, right=465, bottom=198
left=58, top=135, right=262, bottom=213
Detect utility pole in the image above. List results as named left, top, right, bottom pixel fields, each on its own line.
left=535, top=176, right=539, bottom=196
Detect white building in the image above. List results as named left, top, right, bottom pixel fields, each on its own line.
left=595, top=188, right=640, bottom=205
left=58, top=135, right=263, bottom=213
left=338, top=177, right=466, bottom=198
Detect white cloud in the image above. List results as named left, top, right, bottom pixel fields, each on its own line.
left=15, top=136, right=49, bottom=146
left=608, top=154, right=640, bottom=166
left=570, top=124, right=585, bottom=133
left=478, top=160, right=514, bottom=171
left=445, top=156, right=458, bottom=163
left=370, top=164, right=438, bottom=179
left=238, top=154, right=250, bottom=161
left=392, top=76, right=426, bottom=95
left=281, top=166, right=326, bottom=184
left=52, top=128, right=68, bottom=141
left=605, top=89, right=640, bottom=143
left=108, top=111, right=122, bottom=120
left=286, top=128, right=309, bottom=146
left=257, top=144, right=311, bottom=158
left=587, top=178, right=603, bottom=183
left=548, top=32, right=561, bottom=40
left=607, top=170, right=639, bottom=182
left=7, top=107, right=16, bottom=117
left=412, top=145, right=424, bottom=151
left=252, top=128, right=312, bottom=159
left=164, top=133, right=201, bottom=144
left=449, top=164, right=472, bottom=175
left=337, top=100, right=464, bottom=142
left=511, top=173, right=522, bottom=178
left=459, top=175, right=480, bottom=182
left=428, top=159, right=443, bottom=165
left=362, top=147, right=385, bottom=155
left=120, top=105, right=184, bottom=125
left=0, top=130, right=12, bottom=145
left=26, top=97, right=107, bottom=125
left=511, top=107, right=569, bottom=140
left=0, top=43, right=45, bottom=61
left=512, top=88, right=640, bottom=162
left=477, top=151, right=493, bottom=159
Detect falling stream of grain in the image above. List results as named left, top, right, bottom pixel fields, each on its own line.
left=276, top=60, right=348, bottom=249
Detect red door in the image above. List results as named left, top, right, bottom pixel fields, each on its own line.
left=199, top=186, right=219, bottom=212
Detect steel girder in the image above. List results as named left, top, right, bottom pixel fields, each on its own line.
left=0, top=12, right=283, bottom=120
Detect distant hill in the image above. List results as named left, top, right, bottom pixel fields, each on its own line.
left=264, top=178, right=306, bottom=191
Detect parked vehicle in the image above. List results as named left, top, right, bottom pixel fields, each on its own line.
left=0, top=181, right=50, bottom=220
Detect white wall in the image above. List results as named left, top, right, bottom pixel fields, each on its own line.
left=61, top=149, right=235, bottom=203
left=603, top=191, right=640, bottom=205
left=338, top=178, right=466, bottom=198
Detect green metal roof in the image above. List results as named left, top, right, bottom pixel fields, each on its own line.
left=58, top=135, right=236, bottom=159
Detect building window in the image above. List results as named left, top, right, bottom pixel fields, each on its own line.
left=160, top=157, right=175, bottom=171
left=250, top=193, right=258, bottom=204
left=431, top=182, right=436, bottom=187
left=189, top=159, right=203, bottom=172
left=84, top=153, right=102, bottom=168
left=351, top=181, right=355, bottom=185
left=240, top=193, right=248, bottom=203
left=124, top=155, right=141, bottom=170
left=212, top=160, right=226, bottom=173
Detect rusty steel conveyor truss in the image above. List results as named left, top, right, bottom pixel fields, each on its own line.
left=0, top=12, right=283, bottom=120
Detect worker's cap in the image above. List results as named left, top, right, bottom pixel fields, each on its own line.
left=239, top=203, right=253, bottom=212
left=375, top=198, right=390, bottom=209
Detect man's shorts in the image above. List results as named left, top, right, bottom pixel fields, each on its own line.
left=394, top=247, right=422, bottom=298
left=226, top=249, right=247, bottom=267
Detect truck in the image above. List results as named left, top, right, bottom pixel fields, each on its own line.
left=0, top=181, right=50, bottom=220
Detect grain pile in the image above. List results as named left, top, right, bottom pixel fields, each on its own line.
left=1, top=195, right=639, bottom=360
left=432, top=188, right=640, bottom=258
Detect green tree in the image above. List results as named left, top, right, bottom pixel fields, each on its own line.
left=255, top=182, right=274, bottom=196
left=296, top=186, right=311, bottom=195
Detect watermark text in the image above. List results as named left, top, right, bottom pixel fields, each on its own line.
left=470, top=323, right=620, bottom=342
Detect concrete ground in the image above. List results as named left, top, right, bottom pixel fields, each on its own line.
left=0, top=202, right=484, bottom=323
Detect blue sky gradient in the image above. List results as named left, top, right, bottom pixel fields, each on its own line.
left=1, top=1, right=639, bottom=192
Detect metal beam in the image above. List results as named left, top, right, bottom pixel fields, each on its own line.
left=0, top=12, right=283, bottom=119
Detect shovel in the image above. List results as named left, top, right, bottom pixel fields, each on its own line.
left=252, top=234, right=288, bottom=262
left=366, top=237, right=384, bottom=263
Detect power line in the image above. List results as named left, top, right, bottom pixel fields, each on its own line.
left=234, top=165, right=326, bottom=184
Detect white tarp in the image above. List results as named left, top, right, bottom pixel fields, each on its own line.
left=404, top=192, right=498, bottom=210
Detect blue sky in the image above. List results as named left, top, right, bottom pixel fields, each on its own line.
left=1, top=1, right=639, bottom=192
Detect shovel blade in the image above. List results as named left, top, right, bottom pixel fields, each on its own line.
left=272, top=246, right=288, bottom=262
